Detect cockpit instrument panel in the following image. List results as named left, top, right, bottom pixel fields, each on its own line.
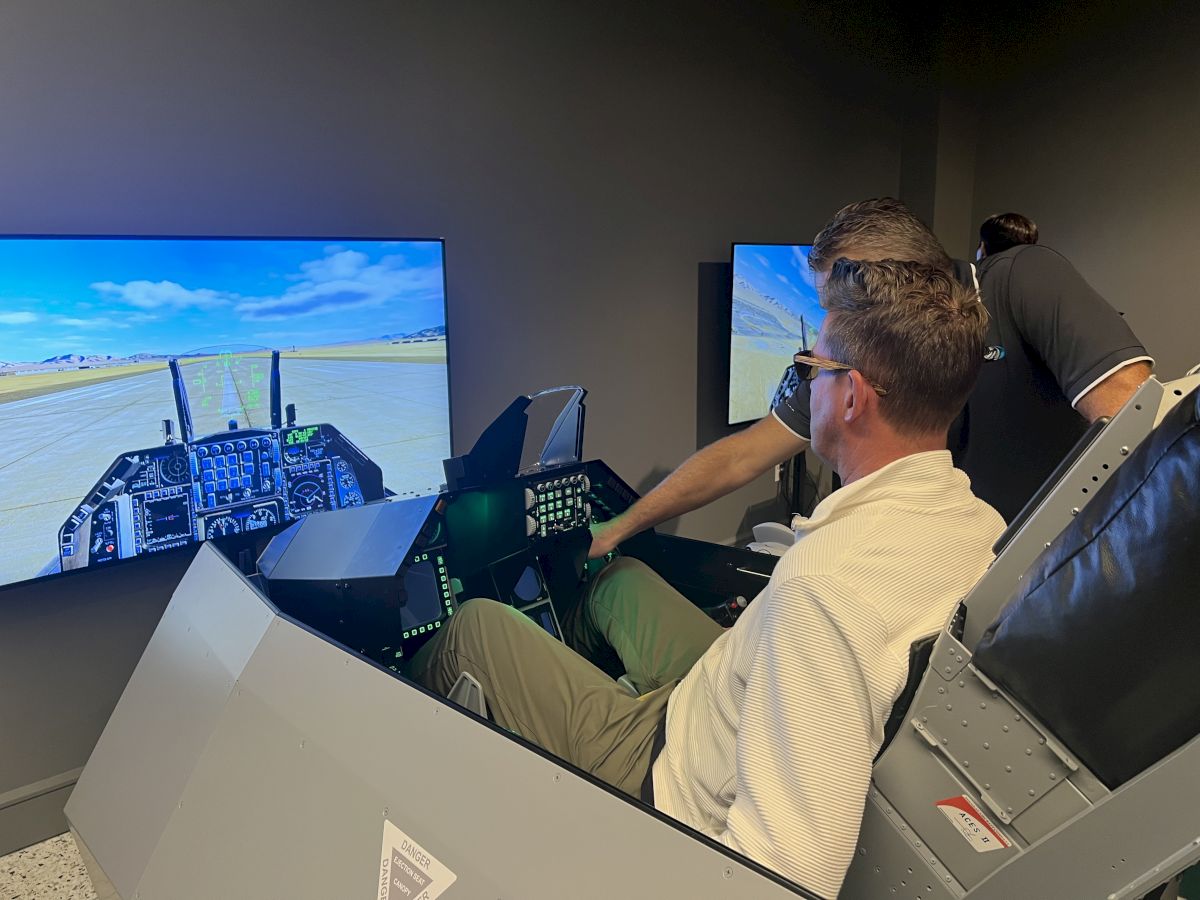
left=56, top=349, right=388, bottom=572
left=523, top=469, right=591, bottom=540
left=59, top=422, right=383, bottom=571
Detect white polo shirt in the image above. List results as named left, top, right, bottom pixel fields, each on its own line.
left=652, top=450, right=1005, bottom=898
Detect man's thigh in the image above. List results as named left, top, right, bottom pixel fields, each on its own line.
left=569, top=557, right=723, bottom=694
left=407, top=598, right=667, bottom=796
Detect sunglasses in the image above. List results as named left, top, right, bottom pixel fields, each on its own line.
left=792, top=352, right=888, bottom=396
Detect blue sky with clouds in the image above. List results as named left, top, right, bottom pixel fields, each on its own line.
left=0, top=239, right=446, bottom=362
left=733, top=243, right=822, bottom=325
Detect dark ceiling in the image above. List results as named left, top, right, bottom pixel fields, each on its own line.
left=749, top=0, right=1183, bottom=89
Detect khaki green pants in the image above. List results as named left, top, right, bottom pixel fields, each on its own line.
left=407, top=557, right=722, bottom=797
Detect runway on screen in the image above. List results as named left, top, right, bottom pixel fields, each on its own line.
left=0, top=358, right=449, bottom=586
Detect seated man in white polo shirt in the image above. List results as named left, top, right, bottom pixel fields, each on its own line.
left=409, top=258, right=1005, bottom=897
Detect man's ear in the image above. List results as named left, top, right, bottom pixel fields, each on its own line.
left=843, top=370, right=874, bottom=424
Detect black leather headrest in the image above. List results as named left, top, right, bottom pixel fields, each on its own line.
left=974, top=386, right=1200, bottom=788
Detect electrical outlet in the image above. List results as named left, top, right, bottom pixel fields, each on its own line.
left=774, top=463, right=783, bottom=482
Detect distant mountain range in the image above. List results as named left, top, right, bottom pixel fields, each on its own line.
left=381, top=325, right=446, bottom=341
left=0, top=326, right=447, bottom=372
left=21, top=352, right=175, bottom=368
left=731, top=275, right=817, bottom=344
left=42, top=353, right=119, bottom=365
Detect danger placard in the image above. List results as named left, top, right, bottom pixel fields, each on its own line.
left=378, top=820, right=457, bottom=900
left=935, top=795, right=1011, bottom=853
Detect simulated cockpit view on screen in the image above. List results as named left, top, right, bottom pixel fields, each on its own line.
left=728, top=243, right=822, bottom=425
left=0, top=237, right=450, bottom=587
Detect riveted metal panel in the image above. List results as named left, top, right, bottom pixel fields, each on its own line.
left=915, top=665, right=1073, bottom=824
left=841, top=788, right=963, bottom=900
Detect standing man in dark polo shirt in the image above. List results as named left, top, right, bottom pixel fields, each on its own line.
left=963, top=212, right=1153, bottom=521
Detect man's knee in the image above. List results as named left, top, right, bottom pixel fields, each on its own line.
left=445, top=597, right=510, bottom=643
left=591, top=556, right=656, bottom=603
left=589, top=557, right=661, bottom=612
left=412, top=598, right=510, bottom=691
left=600, top=556, right=654, bottom=579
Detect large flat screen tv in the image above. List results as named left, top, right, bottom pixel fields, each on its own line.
left=0, top=237, right=450, bottom=587
left=728, top=243, right=822, bottom=425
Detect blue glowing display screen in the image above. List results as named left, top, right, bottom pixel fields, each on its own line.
left=729, top=243, right=822, bottom=425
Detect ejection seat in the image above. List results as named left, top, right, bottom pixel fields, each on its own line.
left=840, top=372, right=1200, bottom=899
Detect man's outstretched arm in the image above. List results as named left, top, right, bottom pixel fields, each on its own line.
left=588, top=414, right=808, bottom=558
left=1074, top=360, right=1153, bottom=423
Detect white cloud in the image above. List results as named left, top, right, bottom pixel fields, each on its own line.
left=235, top=250, right=442, bottom=322
left=776, top=273, right=794, bottom=288
left=791, top=246, right=808, bottom=269
left=754, top=253, right=770, bottom=267
left=0, top=311, right=37, bottom=325
left=299, top=249, right=370, bottom=283
left=91, top=279, right=233, bottom=310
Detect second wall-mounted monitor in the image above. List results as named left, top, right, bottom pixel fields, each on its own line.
left=728, top=243, right=822, bottom=425
left=0, top=236, right=451, bottom=588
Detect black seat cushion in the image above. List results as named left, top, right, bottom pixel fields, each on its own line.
left=974, top=386, right=1200, bottom=788
left=877, top=634, right=937, bottom=761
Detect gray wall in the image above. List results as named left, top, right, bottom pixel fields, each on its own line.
left=0, top=0, right=929, bottom=546
left=967, top=3, right=1200, bottom=380
left=930, top=89, right=979, bottom=261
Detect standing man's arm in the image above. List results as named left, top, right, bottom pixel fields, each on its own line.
left=1074, top=360, right=1154, bottom=422
left=588, top=413, right=808, bottom=558
left=1005, top=246, right=1154, bottom=424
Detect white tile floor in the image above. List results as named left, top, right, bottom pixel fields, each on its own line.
left=0, top=833, right=96, bottom=900
left=1, top=829, right=1195, bottom=899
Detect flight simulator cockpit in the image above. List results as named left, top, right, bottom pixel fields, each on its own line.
left=63, top=372, right=1200, bottom=900
left=257, top=386, right=762, bottom=673
left=56, top=350, right=385, bottom=571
